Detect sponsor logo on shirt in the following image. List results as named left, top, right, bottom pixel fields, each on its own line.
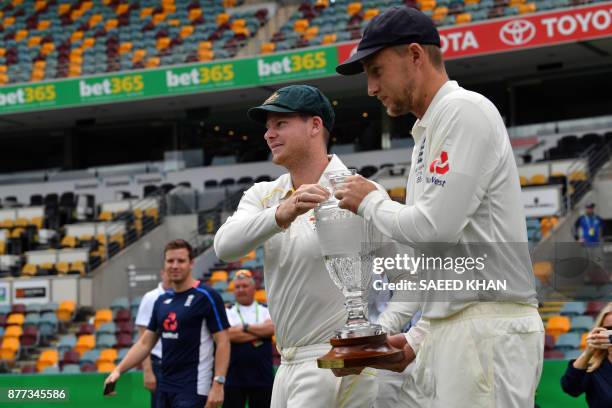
left=163, top=311, right=178, bottom=332
left=429, top=151, right=450, bottom=175
left=426, top=175, right=447, bottom=187
left=164, top=298, right=172, bottom=304
left=184, top=294, right=194, bottom=307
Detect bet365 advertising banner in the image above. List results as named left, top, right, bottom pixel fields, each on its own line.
left=0, top=2, right=610, bottom=115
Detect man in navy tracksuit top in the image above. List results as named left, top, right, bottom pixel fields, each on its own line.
left=104, top=240, right=230, bottom=408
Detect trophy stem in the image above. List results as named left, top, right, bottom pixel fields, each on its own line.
left=344, top=290, right=369, bottom=328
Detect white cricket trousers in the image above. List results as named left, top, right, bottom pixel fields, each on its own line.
left=271, top=343, right=378, bottom=408
left=406, top=303, right=544, bottom=408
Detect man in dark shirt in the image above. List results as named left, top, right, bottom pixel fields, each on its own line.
left=224, top=270, right=275, bottom=408
left=104, top=239, right=230, bottom=408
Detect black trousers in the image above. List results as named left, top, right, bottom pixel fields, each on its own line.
left=151, top=355, right=162, bottom=408
left=223, top=386, right=273, bottom=408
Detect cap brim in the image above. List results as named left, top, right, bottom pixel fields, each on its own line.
left=336, top=45, right=385, bottom=76
left=247, top=104, right=298, bottom=125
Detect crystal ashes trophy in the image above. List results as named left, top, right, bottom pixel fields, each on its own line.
left=315, top=170, right=403, bottom=369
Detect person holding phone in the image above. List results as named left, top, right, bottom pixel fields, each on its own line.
left=561, top=302, right=612, bottom=407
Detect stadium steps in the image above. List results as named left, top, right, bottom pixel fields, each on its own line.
left=237, top=3, right=299, bottom=58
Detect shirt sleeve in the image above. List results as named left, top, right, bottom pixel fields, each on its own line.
left=147, top=297, right=162, bottom=333
left=197, top=287, right=230, bottom=334
left=358, top=99, right=498, bottom=246
left=403, top=319, right=430, bottom=355
left=135, top=291, right=155, bottom=327
left=560, top=359, right=589, bottom=397
left=260, top=305, right=272, bottom=322
left=226, top=307, right=240, bottom=327
left=214, top=184, right=284, bottom=261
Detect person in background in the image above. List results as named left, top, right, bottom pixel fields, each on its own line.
left=574, top=203, right=604, bottom=245
left=135, top=269, right=171, bottom=408
left=561, top=302, right=612, bottom=408
left=224, top=270, right=275, bottom=408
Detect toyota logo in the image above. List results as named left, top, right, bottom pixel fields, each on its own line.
left=499, top=20, right=536, bottom=46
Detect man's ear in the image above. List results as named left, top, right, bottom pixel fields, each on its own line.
left=311, top=115, right=324, bottom=136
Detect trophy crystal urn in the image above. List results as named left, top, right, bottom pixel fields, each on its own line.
left=314, top=170, right=404, bottom=369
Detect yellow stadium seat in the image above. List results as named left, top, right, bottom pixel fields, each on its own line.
left=519, top=175, right=528, bottom=186
left=216, top=13, right=230, bottom=26
left=0, top=219, right=14, bottom=228
left=580, top=332, right=588, bottom=350
left=540, top=217, right=554, bottom=237
left=255, top=289, right=267, bottom=304
left=132, top=49, right=147, bottom=62
left=61, top=235, right=78, bottom=248
left=146, top=57, right=160, bottom=68
left=31, top=216, right=43, bottom=229
left=75, top=335, right=95, bottom=355
left=97, top=348, right=118, bottom=366
left=533, top=261, right=552, bottom=284
left=98, top=211, right=114, bottom=221
left=456, top=12, right=472, bottom=24
left=71, top=261, right=86, bottom=276
left=232, top=19, right=246, bottom=30
left=529, top=174, right=547, bottom=185
left=260, top=42, right=275, bottom=54
left=199, top=41, right=213, bottom=51
left=15, top=30, right=28, bottom=42
left=189, top=8, right=202, bottom=21
left=168, top=18, right=181, bottom=26
left=164, top=4, right=177, bottom=14
left=97, top=362, right=116, bottom=373
left=11, top=228, right=24, bottom=238
left=116, top=4, right=129, bottom=15
left=140, top=7, right=154, bottom=19
left=83, top=37, right=96, bottom=49
left=419, top=0, right=437, bottom=11
left=509, top=0, right=525, bottom=5
left=0, top=49, right=5, bottom=58
left=58, top=4, right=70, bottom=15
left=38, top=20, right=51, bottom=30
left=180, top=25, right=194, bottom=39
left=57, top=300, right=76, bottom=322
left=304, top=26, right=319, bottom=41
left=110, top=233, right=125, bottom=249
left=81, top=1, right=93, bottom=11
left=15, top=218, right=28, bottom=227
left=569, top=171, right=587, bottom=181
left=227, top=280, right=235, bottom=292
left=105, top=19, right=118, bottom=31
left=465, top=0, right=480, bottom=4
left=433, top=6, right=448, bottom=19
left=4, top=325, right=23, bottom=339
left=152, top=13, right=166, bottom=25
left=347, top=2, right=363, bottom=16
left=198, top=50, right=214, bottom=61
left=37, top=349, right=58, bottom=372
left=157, top=37, right=171, bottom=50
left=3, top=17, right=15, bottom=27
left=119, top=42, right=132, bottom=54
left=94, top=309, right=113, bottom=329
left=35, top=0, right=46, bottom=12
left=89, top=14, right=103, bottom=28
left=0, top=74, right=8, bottom=85
left=294, top=19, right=309, bottom=34
left=22, top=263, right=37, bottom=277
left=546, top=315, right=570, bottom=339
left=7, top=313, right=25, bottom=326
left=145, top=207, right=159, bottom=221
left=28, top=35, right=42, bottom=48
left=223, top=0, right=236, bottom=7
left=210, top=270, right=228, bottom=284
left=519, top=3, right=536, bottom=13
left=0, top=65, right=7, bottom=74
left=364, top=8, right=380, bottom=20
left=0, top=338, right=20, bottom=361
left=56, top=261, right=70, bottom=275
left=315, top=0, right=329, bottom=8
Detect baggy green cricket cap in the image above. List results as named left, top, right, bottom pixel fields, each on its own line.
left=247, top=84, right=335, bottom=131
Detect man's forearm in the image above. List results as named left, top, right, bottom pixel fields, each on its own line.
left=228, top=326, right=259, bottom=343
left=214, top=336, right=230, bottom=377
left=244, top=321, right=274, bottom=338
left=117, top=340, right=154, bottom=374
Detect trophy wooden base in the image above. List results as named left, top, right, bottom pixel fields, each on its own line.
left=317, top=333, right=404, bottom=369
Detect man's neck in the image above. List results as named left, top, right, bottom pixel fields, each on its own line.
left=238, top=300, right=255, bottom=307
left=288, top=152, right=330, bottom=189
left=172, top=277, right=196, bottom=293
left=414, top=72, right=449, bottom=119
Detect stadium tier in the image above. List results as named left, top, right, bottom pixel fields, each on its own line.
left=0, top=0, right=269, bottom=84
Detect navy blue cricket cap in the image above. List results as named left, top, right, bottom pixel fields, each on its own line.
left=247, top=84, right=335, bottom=132
left=336, top=6, right=441, bottom=76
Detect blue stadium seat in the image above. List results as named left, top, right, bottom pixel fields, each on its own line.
left=555, top=333, right=581, bottom=350
left=570, top=315, right=594, bottom=333
left=560, top=302, right=586, bottom=316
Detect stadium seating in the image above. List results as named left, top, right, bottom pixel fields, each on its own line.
left=0, top=0, right=269, bottom=84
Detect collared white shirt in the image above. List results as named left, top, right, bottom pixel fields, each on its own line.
left=135, top=282, right=165, bottom=358
left=358, top=81, right=537, bottom=320
left=227, top=301, right=271, bottom=327
left=215, top=155, right=353, bottom=349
